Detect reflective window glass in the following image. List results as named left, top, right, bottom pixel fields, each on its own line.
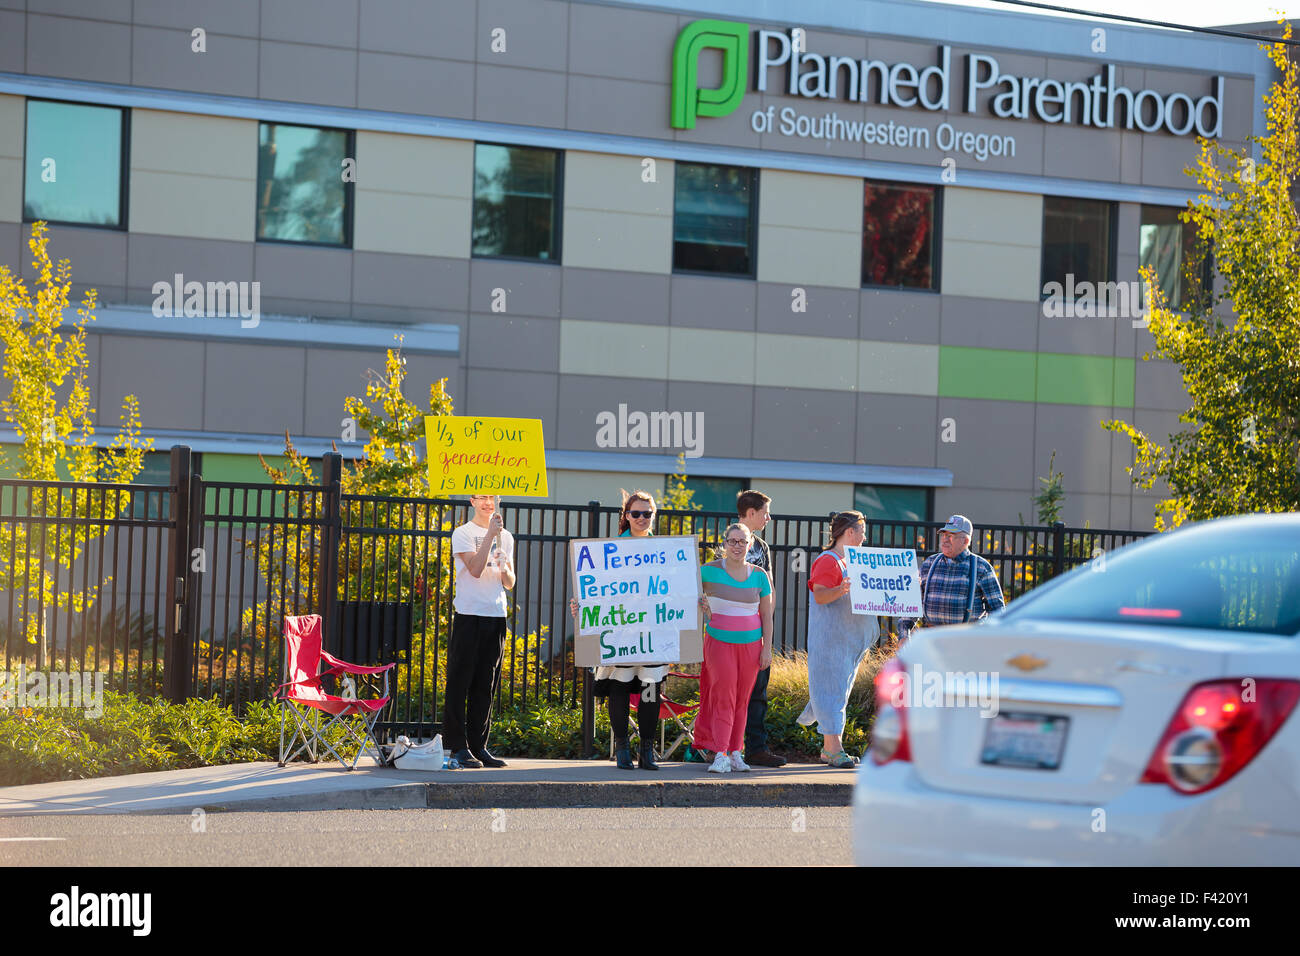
left=257, top=123, right=351, bottom=245
left=1041, top=197, right=1115, bottom=294
left=472, top=143, right=561, bottom=261
left=673, top=162, right=756, bottom=275
left=24, top=100, right=126, bottom=228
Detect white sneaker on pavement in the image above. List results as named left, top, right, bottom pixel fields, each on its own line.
left=708, top=751, right=732, bottom=773
left=729, top=750, right=750, bottom=772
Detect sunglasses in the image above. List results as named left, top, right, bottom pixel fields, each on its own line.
left=627, top=510, right=654, bottom=519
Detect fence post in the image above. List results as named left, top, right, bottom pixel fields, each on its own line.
left=1051, top=521, right=1065, bottom=579
left=317, top=453, right=343, bottom=652
left=164, top=445, right=192, bottom=704
left=581, top=499, right=599, bottom=758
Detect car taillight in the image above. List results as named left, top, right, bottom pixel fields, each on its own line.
left=869, top=658, right=911, bottom=765
left=1140, top=679, right=1300, bottom=794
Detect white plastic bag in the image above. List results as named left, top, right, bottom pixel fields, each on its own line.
left=391, top=733, right=445, bottom=771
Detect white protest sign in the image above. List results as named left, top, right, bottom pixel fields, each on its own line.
left=845, top=547, right=922, bottom=617
left=569, top=535, right=702, bottom=666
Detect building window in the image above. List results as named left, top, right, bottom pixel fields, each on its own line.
left=472, top=144, right=562, bottom=262
left=23, top=100, right=128, bottom=229
left=1139, top=205, right=1212, bottom=312
left=676, top=476, right=747, bottom=515
left=673, top=162, right=757, bottom=276
left=1041, top=197, right=1115, bottom=296
left=256, top=122, right=352, bottom=246
left=853, top=484, right=931, bottom=547
left=862, top=181, right=938, bottom=290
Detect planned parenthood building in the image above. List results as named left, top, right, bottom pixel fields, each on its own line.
left=0, top=0, right=1275, bottom=530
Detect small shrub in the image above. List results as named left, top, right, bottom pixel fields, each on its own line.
left=489, top=699, right=609, bottom=759
left=762, top=641, right=898, bottom=759
left=0, top=690, right=364, bottom=785
left=0, top=637, right=902, bottom=781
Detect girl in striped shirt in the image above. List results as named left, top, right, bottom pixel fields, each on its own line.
left=696, top=522, right=774, bottom=773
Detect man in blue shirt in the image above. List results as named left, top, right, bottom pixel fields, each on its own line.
left=899, top=514, right=1005, bottom=639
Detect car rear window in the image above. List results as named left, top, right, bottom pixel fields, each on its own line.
left=1004, top=525, right=1300, bottom=636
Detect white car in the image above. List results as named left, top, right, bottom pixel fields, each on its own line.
left=853, top=514, right=1300, bottom=866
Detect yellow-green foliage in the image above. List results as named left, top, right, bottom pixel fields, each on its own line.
left=242, top=338, right=456, bottom=646
left=0, top=223, right=152, bottom=645
left=341, top=341, right=454, bottom=499
left=243, top=339, right=559, bottom=708
left=1105, top=25, right=1300, bottom=530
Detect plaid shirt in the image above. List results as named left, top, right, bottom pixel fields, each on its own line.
left=900, top=550, right=1005, bottom=630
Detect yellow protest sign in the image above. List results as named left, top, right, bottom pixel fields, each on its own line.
left=425, top=416, right=549, bottom=497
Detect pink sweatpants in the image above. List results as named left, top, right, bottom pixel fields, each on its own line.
left=694, top=635, right=762, bottom=754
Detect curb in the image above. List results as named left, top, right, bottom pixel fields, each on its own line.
left=193, top=781, right=854, bottom=813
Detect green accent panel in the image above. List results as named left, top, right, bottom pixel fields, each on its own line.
left=0, top=444, right=23, bottom=478
left=939, top=348, right=1139, bottom=407
left=201, top=453, right=276, bottom=484
left=1035, top=352, right=1116, bottom=406
left=0, top=443, right=77, bottom=480
left=1112, top=357, right=1136, bottom=407
left=938, top=347, right=1036, bottom=402
left=200, top=453, right=324, bottom=519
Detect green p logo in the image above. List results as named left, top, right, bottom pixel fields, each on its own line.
left=671, top=19, right=750, bottom=130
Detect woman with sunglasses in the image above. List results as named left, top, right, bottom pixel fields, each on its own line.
left=695, top=522, right=773, bottom=773
left=796, top=510, right=879, bottom=768
left=570, top=490, right=692, bottom=771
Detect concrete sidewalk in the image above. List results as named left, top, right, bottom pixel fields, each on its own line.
left=0, top=757, right=857, bottom=815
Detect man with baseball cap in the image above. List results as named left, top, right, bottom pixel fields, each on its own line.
left=898, top=514, right=1005, bottom=640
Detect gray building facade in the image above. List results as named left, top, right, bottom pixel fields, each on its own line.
left=0, top=0, right=1277, bottom=528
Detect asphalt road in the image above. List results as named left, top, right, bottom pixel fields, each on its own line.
left=0, top=806, right=853, bottom=866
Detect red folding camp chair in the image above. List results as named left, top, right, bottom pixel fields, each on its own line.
left=608, top=671, right=701, bottom=761
left=277, top=614, right=394, bottom=771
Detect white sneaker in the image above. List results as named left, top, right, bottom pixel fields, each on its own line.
left=729, top=750, right=750, bottom=772
left=707, top=751, right=732, bottom=773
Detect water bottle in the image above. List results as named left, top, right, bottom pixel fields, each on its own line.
left=445, top=755, right=460, bottom=770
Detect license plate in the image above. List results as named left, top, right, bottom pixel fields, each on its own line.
left=980, top=712, right=1069, bottom=770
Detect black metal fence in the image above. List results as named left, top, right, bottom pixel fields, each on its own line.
left=0, top=473, right=177, bottom=699
left=186, top=471, right=330, bottom=711
left=3, top=447, right=1154, bottom=746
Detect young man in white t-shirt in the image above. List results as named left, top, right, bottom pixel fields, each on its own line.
left=446, top=494, right=516, bottom=768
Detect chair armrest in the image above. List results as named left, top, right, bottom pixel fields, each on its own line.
left=274, top=674, right=327, bottom=696
left=320, top=650, right=397, bottom=675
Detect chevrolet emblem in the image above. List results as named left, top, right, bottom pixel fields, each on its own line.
left=1007, top=653, right=1048, bottom=672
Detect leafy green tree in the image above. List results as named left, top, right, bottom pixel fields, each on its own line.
left=340, top=344, right=454, bottom=499
left=1105, top=26, right=1300, bottom=530
left=245, top=339, right=453, bottom=640
left=0, top=223, right=151, bottom=648
left=1032, top=449, right=1065, bottom=526
left=244, top=340, right=556, bottom=718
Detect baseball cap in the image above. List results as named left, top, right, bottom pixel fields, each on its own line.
left=940, top=514, right=973, bottom=536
